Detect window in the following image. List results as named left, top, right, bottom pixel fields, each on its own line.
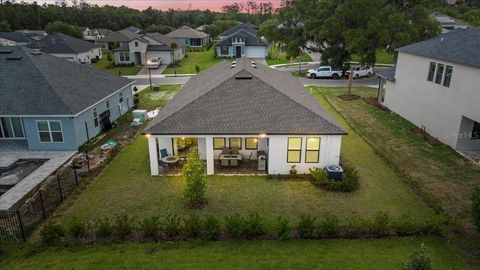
left=245, top=138, right=258, bottom=150
left=119, top=52, right=130, bottom=62
left=443, top=65, right=453, bottom=87
left=221, top=46, right=229, bottom=55
left=472, top=121, right=480, bottom=140
left=213, top=137, right=226, bottom=150
left=105, top=100, right=110, bottom=111
left=135, top=41, right=138, bottom=47
left=427, top=62, right=436, bottom=82
left=435, top=63, right=444, bottom=84
left=287, top=137, right=302, bottom=163
left=37, top=120, right=63, bottom=143
left=305, top=137, right=320, bottom=163
left=0, top=117, right=25, bottom=138
left=229, top=137, right=242, bottom=149
left=93, top=108, right=98, bottom=127
left=119, top=92, right=124, bottom=103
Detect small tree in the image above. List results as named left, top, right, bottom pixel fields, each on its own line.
left=402, top=244, right=432, bottom=270
left=106, top=52, right=113, bottom=66
left=472, top=186, right=480, bottom=233
left=170, top=42, right=178, bottom=64
left=183, top=147, right=207, bottom=208
left=195, top=64, right=200, bottom=73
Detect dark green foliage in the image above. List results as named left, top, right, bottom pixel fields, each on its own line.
left=344, top=215, right=368, bottom=238
left=318, top=213, right=340, bottom=238
left=112, top=214, right=134, bottom=239
left=195, top=64, right=201, bottom=73
left=66, top=218, right=87, bottom=239
left=472, top=186, right=480, bottom=233
left=369, top=211, right=390, bottom=236
left=297, top=215, right=316, bottom=239
left=183, top=215, right=202, bottom=238
left=40, top=223, right=64, bottom=245
left=310, top=164, right=359, bottom=192
left=402, top=244, right=433, bottom=270
left=243, top=212, right=266, bottom=238
left=163, top=214, right=182, bottom=237
left=203, top=216, right=222, bottom=240
left=274, top=216, right=291, bottom=240
left=94, top=216, right=113, bottom=238
left=44, top=21, right=82, bottom=39
left=393, top=215, right=421, bottom=236
left=225, top=214, right=246, bottom=238
left=139, top=216, right=161, bottom=238
left=183, top=147, right=207, bottom=208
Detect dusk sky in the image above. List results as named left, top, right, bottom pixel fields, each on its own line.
left=22, top=0, right=283, bottom=11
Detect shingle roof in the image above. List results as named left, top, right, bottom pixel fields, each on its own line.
left=0, top=46, right=133, bottom=116
left=0, top=32, right=32, bottom=43
left=91, top=28, right=112, bottom=35
left=376, top=67, right=396, bottom=81
left=98, top=29, right=142, bottom=43
left=397, top=26, right=480, bottom=68
left=27, top=33, right=99, bottom=54
left=216, top=29, right=267, bottom=47
left=166, top=26, right=209, bottom=39
left=145, top=58, right=346, bottom=135
left=220, top=23, right=256, bottom=37
left=145, top=32, right=185, bottom=48
left=123, top=26, right=144, bottom=34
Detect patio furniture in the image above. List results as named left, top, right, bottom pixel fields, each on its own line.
left=222, top=147, right=230, bottom=154
left=230, top=159, right=239, bottom=168
left=231, top=147, right=239, bottom=155
left=161, top=156, right=180, bottom=164
left=242, top=152, right=253, bottom=166
left=160, top=148, right=169, bottom=158
left=221, top=159, right=229, bottom=167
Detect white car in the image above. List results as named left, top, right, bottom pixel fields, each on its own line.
left=147, top=57, right=162, bottom=69
left=306, top=66, right=343, bottom=79
left=346, top=66, right=373, bottom=79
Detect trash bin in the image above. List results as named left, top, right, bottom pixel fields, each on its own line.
left=257, top=154, right=267, bottom=171
left=324, top=165, right=343, bottom=180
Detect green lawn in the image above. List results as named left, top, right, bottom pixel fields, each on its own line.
left=92, top=52, right=141, bottom=76
left=163, top=48, right=222, bottom=74
left=0, top=237, right=470, bottom=270
left=266, top=45, right=313, bottom=66
left=351, top=49, right=395, bottom=65
left=137, top=85, right=182, bottom=111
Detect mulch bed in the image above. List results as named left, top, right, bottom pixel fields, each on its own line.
left=361, top=97, right=390, bottom=111
left=338, top=94, right=361, bottom=101
left=410, top=127, right=443, bottom=146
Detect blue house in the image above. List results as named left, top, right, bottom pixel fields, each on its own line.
left=216, top=23, right=268, bottom=58
left=0, top=46, right=134, bottom=151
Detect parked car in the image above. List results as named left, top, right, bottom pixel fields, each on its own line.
left=307, top=66, right=343, bottom=79
left=147, top=57, right=162, bottom=69
left=345, top=66, right=373, bottom=79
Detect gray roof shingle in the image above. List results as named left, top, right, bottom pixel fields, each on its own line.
left=216, top=29, right=267, bottom=47
left=0, top=32, right=32, bottom=43
left=145, top=58, right=346, bottom=135
left=27, top=33, right=100, bottom=54
left=0, top=46, right=133, bottom=116
left=145, top=32, right=185, bottom=48
left=220, top=23, right=256, bottom=37
left=397, top=26, right=480, bottom=68
left=166, top=26, right=209, bottom=39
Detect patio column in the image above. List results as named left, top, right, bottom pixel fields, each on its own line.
left=147, top=135, right=159, bottom=175
left=205, top=136, right=214, bottom=175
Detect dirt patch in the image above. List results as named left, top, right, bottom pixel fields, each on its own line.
left=338, top=94, right=361, bottom=101
left=410, top=127, right=443, bottom=146
left=362, top=97, right=390, bottom=111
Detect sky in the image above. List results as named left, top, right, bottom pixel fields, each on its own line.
left=21, top=0, right=283, bottom=11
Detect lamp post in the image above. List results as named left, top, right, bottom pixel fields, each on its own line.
left=148, top=68, right=152, bottom=90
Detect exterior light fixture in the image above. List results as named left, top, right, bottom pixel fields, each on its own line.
left=259, top=133, right=267, bottom=138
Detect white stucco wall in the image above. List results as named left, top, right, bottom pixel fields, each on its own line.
left=384, top=52, right=480, bottom=150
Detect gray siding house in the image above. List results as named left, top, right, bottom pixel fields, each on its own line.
left=0, top=46, right=134, bottom=151
left=216, top=23, right=267, bottom=58
left=166, top=26, right=210, bottom=47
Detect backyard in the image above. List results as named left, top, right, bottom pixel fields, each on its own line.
left=92, top=52, right=141, bottom=76
left=163, top=48, right=222, bottom=74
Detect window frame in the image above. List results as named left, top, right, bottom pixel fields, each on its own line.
left=93, top=107, right=98, bottom=128
left=119, top=92, right=124, bottom=103
left=305, top=137, right=320, bottom=163
left=245, top=137, right=258, bottom=150
left=427, top=62, right=436, bottom=82
left=36, top=120, right=64, bottom=143
left=220, top=46, right=229, bottom=55
left=434, top=63, right=444, bottom=85
left=213, top=137, right=226, bottom=150
left=443, top=65, right=453, bottom=87
left=105, top=100, right=110, bottom=111
left=287, top=137, right=302, bottom=163
left=229, top=137, right=242, bottom=150
left=0, top=117, right=25, bottom=139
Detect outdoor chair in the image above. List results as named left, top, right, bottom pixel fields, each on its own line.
left=231, top=147, right=239, bottom=155
left=160, top=148, right=169, bottom=158
left=221, top=159, right=229, bottom=167
left=158, top=160, right=169, bottom=174
left=222, top=147, right=230, bottom=154
left=242, top=152, right=253, bottom=166
left=230, top=159, right=239, bottom=169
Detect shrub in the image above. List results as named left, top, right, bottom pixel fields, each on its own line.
left=318, top=213, right=340, bottom=238
left=344, top=215, right=368, bottom=238
left=183, top=214, right=202, bottom=238
left=309, top=164, right=359, bottom=192
left=243, top=212, right=266, bottom=238
left=420, top=215, right=446, bottom=235
left=369, top=211, right=390, bottom=236
left=225, top=214, right=246, bottom=238
left=195, top=64, right=200, bottom=73
left=472, top=186, right=480, bottom=234
left=112, top=214, right=134, bottom=239
left=163, top=214, right=182, bottom=237
left=140, top=216, right=161, bottom=238
left=40, top=223, right=64, bottom=245
left=402, top=244, right=432, bottom=270
left=274, top=216, right=291, bottom=240
left=183, top=147, right=207, bottom=208
left=203, top=216, right=221, bottom=240
left=66, top=218, right=87, bottom=239
left=297, top=215, right=316, bottom=239
left=393, top=215, right=419, bottom=236
left=94, top=216, right=113, bottom=238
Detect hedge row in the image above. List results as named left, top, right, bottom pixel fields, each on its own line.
left=40, top=212, right=448, bottom=246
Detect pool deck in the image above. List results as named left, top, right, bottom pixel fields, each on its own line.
left=0, top=141, right=76, bottom=210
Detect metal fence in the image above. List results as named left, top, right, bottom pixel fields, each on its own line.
left=0, top=154, right=91, bottom=243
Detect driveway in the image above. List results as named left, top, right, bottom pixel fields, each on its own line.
left=137, top=65, right=167, bottom=76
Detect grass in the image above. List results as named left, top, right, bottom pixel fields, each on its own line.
left=351, top=49, right=395, bottom=65
left=137, top=85, right=182, bottom=111
left=266, top=45, right=312, bottom=66
left=0, top=237, right=470, bottom=269
left=92, top=52, right=141, bottom=76
left=163, top=48, right=222, bottom=74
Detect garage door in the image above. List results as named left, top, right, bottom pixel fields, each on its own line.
left=147, top=51, right=172, bottom=65
left=245, top=46, right=267, bottom=58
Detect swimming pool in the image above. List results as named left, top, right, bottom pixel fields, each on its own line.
left=0, top=159, right=47, bottom=197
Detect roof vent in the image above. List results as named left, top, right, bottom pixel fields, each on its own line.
left=0, top=49, right=13, bottom=54
left=235, top=74, right=252, bottom=80
left=6, top=55, right=22, bottom=60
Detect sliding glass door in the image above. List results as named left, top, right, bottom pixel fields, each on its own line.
left=172, top=138, right=198, bottom=158
left=0, top=117, right=25, bottom=139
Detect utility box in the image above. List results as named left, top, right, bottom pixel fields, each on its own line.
left=132, top=110, right=147, bottom=123
left=325, top=165, right=343, bottom=180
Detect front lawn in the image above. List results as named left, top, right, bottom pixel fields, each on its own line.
left=163, top=48, right=222, bottom=74
left=92, top=52, right=141, bottom=76
left=266, top=45, right=312, bottom=66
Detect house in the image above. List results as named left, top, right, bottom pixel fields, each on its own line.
left=144, top=58, right=346, bottom=175
left=27, top=33, right=102, bottom=63
left=0, top=32, right=32, bottom=46
left=0, top=46, right=134, bottom=151
left=379, top=26, right=480, bottom=154
left=216, top=24, right=268, bottom=58
left=123, top=26, right=144, bottom=34
left=219, top=23, right=256, bottom=40
left=96, top=29, right=141, bottom=50
left=15, top=30, right=47, bottom=41
left=431, top=12, right=470, bottom=33
left=166, top=26, right=210, bottom=47
left=82, top=27, right=112, bottom=41
left=113, top=32, right=185, bottom=65
left=81, top=27, right=94, bottom=41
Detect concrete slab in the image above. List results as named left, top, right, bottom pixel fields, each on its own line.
left=137, top=65, right=167, bottom=76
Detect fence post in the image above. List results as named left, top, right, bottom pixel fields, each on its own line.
left=16, top=210, right=26, bottom=242
left=57, top=174, right=63, bottom=202
left=72, top=160, right=78, bottom=185
left=38, top=189, right=46, bottom=219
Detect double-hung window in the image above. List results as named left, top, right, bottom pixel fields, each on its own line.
left=119, top=92, right=124, bottom=103
left=213, top=137, right=226, bottom=150
left=287, top=137, right=302, bottom=163
left=427, top=62, right=436, bottom=82
left=305, top=137, right=320, bottom=163
left=435, top=63, right=444, bottom=85
left=443, top=65, right=453, bottom=87
left=105, top=100, right=110, bottom=111
left=93, top=108, right=98, bottom=127
left=37, top=120, right=63, bottom=143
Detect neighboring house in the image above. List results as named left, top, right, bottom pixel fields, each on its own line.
left=379, top=26, right=480, bottom=153
left=144, top=58, right=346, bottom=175
left=15, top=30, right=47, bottom=41
left=81, top=27, right=93, bottom=41
left=219, top=23, right=256, bottom=40
left=166, top=26, right=210, bottom=47
left=123, top=26, right=144, bottom=34
left=114, top=32, right=185, bottom=65
left=96, top=29, right=141, bottom=50
left=27, top=33, right=102, bottom=63
left=0, top=46, right=134, bottom=151
left=216, top=26, right=268, bottom=58
left=82, top=27, right=112, bottom=41
left=431, top=12, right=470, bottom=33
left=0, top=32, right=32, bottom=46
left=196, top=25, right=208, bottom=32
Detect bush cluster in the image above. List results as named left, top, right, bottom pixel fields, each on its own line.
left=310, top=163, right=359, bottom=192
left=39, top=211, right=448, bottom=246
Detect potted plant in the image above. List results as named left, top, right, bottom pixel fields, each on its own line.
left=290, top=165, right=297, bottom=175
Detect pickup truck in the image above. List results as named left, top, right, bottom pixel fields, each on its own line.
left=345, top=66, right=373, bottom=79
left=307, top=66, right=343, bottom=79
left=147, top=57, right=162, bottom=69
